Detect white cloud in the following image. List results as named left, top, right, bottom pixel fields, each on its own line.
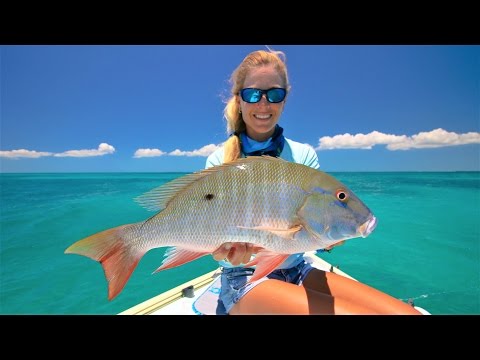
left=54, top=143, right=115, bottom=157
left=4, top=129, right=478, bottom=162
left=168, top=144, right=222, bottom=157
left=133, top=148, right=166, bottom=158
left=1, top=143, right=115, bottom=159
left=316, top=128, right=480, bottom=151
left=0, top=149, right=53, bottom=158
left=387, top=128, right=480, bottom=150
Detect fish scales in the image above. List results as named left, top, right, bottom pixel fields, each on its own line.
left=143, top=159, right=306, bottom=249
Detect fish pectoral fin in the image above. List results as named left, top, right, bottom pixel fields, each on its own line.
left=154, top=246, right=209, bottom=272
left=244, top=250, right=290, bottom=282
left=237, top=225, right=303, bottom=240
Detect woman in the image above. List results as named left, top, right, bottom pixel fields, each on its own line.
left=207, top=48, right=421, bottom=315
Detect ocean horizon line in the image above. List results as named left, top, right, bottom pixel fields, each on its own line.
left=1, top=170, right=479, bottom=175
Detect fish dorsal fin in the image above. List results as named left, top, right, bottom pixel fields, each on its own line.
left=135, top=171, right=210, bottom=211
left=135, top=156, right=285, bottom=211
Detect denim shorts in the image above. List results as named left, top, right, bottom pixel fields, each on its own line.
left=217, top=258, right=315, bottom=314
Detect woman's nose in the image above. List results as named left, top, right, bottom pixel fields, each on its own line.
left=257, top=93, right=270, bottom=105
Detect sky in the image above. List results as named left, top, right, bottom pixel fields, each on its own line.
left=1, top=45, right=479, bottom=173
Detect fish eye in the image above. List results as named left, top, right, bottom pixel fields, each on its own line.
left=335, top=189, right=348, bottom=202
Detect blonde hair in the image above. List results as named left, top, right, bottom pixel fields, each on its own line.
left=222, top=48, right=290, bottom=163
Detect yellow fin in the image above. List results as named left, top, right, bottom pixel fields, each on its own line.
left=237, top=224, right=302, bottom=240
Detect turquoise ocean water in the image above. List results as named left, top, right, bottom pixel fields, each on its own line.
left=1, top=171, right=479, bottom=315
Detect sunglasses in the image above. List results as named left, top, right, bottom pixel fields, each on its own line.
left=240, top=88, right=287, bottom=104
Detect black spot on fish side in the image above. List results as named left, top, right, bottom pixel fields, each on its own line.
left=205, top=194, right=214, bottom=200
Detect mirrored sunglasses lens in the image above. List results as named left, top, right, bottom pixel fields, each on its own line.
left=267, top=89, right=286, bottom=103
left=241, top=89, right=261, bottom=103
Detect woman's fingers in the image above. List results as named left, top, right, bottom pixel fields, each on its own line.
left=212, top=243, right=256, bottom=265
left=212, top=243, right=232, bottom=261
left=241, top=243, right=254, bottom=264
left=228, top=243, right=247, bottom=265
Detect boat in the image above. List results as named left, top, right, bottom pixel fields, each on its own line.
left=119, top=251, right=430, bottom=315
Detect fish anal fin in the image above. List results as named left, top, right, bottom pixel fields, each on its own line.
left=244, top=250, right=290, bottom=282
left=237, top=225, right=302, bottom=240
left=154, top=247, right=209, bottom=272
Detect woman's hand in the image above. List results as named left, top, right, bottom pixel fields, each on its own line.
left=212, top=242, right=255, bottom=266
left=212, top=240, right=345, bottom=265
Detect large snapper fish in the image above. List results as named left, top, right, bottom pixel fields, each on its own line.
left=65, top=156, right=377, bottom=300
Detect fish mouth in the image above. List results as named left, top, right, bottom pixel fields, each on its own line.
left=359, top=216, right=377, bottom=238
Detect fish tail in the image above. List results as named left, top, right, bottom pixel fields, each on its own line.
left=65, top=224, right=143, bottom=300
